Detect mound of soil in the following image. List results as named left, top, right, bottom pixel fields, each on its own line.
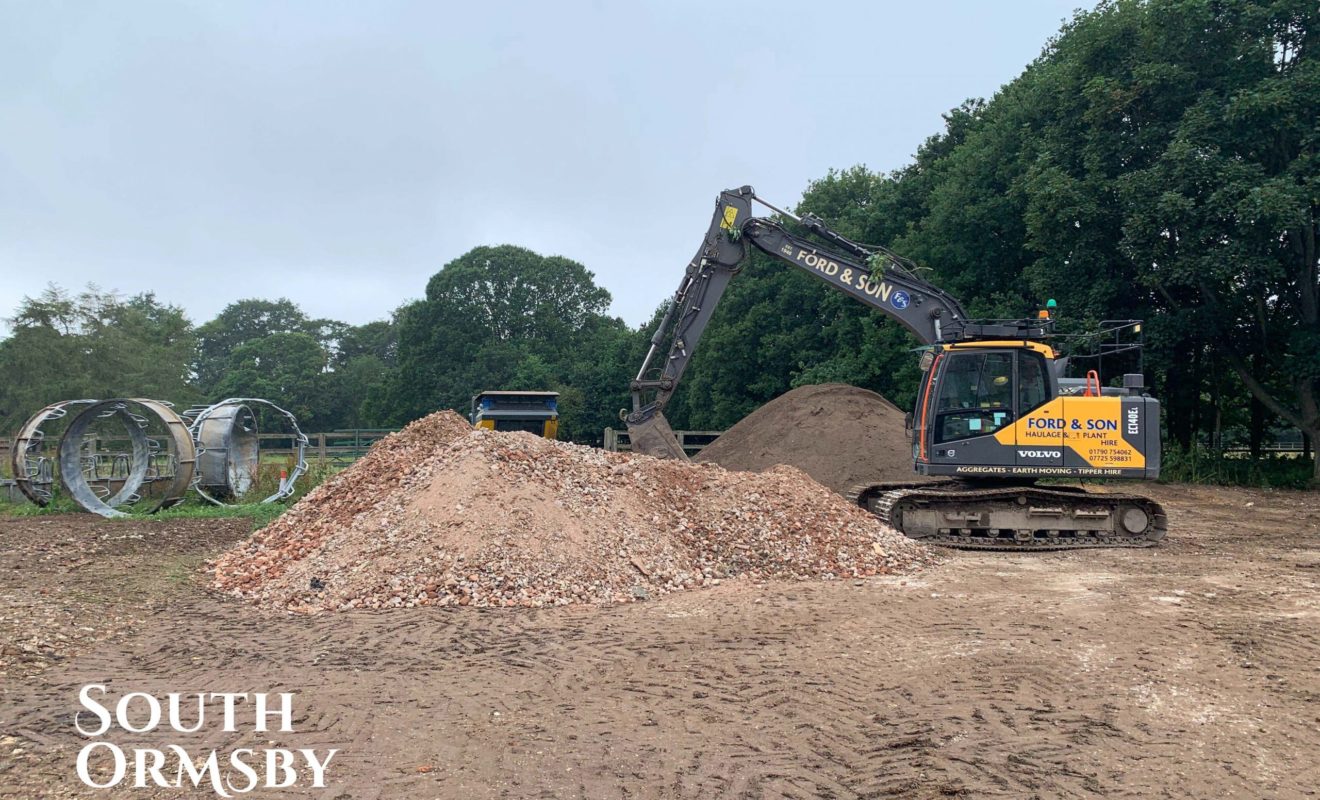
left=695, top=383, right=932, bottom=494
left=210, top=411, right=934, bottom=612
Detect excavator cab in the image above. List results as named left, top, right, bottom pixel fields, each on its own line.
left=908, top=341, right=1160, bottom=481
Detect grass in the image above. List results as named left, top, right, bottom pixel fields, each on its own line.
left=1161, top=446, right=1316, bottom=490
left=247, top=461, right=339, bottom=503
left=162, top=554, right=209, bottom=587
left=152, top=500, right=291, bottom=529
left=0, top=491, right=292, bottom=530
left=0, top=458, right=339, bottom=528
left=1, top=495, right=77, bottom=515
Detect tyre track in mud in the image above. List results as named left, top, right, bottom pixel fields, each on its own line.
left=4, top=484, right=1320, bottom=799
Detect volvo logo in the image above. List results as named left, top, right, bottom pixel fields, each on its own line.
left=1018, top=449, right=1062, bottom=459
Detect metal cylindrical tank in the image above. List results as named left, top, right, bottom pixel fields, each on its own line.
left=195, top=403, right=259, bottom=499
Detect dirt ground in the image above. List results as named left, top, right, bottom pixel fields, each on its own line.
left=2, top=483, right=1319, bottom=799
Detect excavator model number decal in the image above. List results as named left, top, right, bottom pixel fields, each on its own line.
left=720, top=206, right=739, bottom=230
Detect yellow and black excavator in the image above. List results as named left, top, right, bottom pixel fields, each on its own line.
left=626, top=186, right=1167, bottom=550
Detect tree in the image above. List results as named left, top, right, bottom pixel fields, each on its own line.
left=335, top=320, right=397, bottom=367
left=213, top=332, right=332, bottom=429
left=1117, top=0, right=1319, bottom=479
left=194, top=299, right=312, bottom=392
left=193, top=299, right=405, bottom=430
left=325, top=320, right=399, bottom=429
left=0, top=285, right=198, bottom=428
left=388, top=245, right=634, bottom=442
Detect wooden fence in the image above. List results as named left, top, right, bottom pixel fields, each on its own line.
left=0, top=440, right=14, bottom=501
left=238, top=430, right=399, bottom=466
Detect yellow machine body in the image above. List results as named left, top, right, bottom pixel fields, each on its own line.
left=469, top=391, right=560, bottom=439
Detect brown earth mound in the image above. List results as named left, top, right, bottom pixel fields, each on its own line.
left=695, top=383, right=933, bottom=494
left=211, top=411, right=934, bottom=612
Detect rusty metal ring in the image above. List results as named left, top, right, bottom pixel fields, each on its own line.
left=10, top=399, right=100, bottom=506
left=189, top=398, right=307, bottom=505
left=58, top=399, right=196, bottom=518
left=190, top=401, right=260, bottom=504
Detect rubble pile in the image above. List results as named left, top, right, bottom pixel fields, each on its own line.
left=211, top=411, right=935, bottom=612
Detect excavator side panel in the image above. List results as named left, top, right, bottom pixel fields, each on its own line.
left=1059, top=396, right=1145, bottom=472
left=986, top=395, right=1158, bottom=480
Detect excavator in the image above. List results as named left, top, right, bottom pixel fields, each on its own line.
left=626, top=186, right=1167, bottom=550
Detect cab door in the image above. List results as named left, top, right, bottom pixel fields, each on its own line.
left=1011, top=349, right=1063, bottom=467
left=924, top=349, right=1018, bottom=469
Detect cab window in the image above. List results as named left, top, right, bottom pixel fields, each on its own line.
left=1018, top=351, right=1049, bottom=414
left=935, top=351, right=1014, bottom=443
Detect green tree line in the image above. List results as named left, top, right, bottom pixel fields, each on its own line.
left=0, top=249, right=642, bottom=446
left=1, top=0, right=1314, bottom=482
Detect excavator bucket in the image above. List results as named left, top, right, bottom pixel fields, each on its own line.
left=626, top=412, right=690, bottom=461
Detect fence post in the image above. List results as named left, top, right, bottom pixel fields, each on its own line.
left=318, top=433, right=327, bottom=465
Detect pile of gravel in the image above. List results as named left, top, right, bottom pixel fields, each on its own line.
left=210, top=411, right=935, bottom=612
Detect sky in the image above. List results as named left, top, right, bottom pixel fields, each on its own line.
left=0, top=0, right=1086, bottom=333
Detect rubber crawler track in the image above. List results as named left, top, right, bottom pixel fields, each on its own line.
left=847, top=480, right=1168, bottom=551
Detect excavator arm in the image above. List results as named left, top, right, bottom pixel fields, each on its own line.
left=627, top=185, right=1024, bottom=458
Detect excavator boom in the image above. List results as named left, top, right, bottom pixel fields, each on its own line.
left=628, top=186, right=1045, bottom=445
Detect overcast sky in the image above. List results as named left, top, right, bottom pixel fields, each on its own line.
left=0, top=0, right=1084, bottom=333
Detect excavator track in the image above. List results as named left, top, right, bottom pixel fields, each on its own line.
left=846, top=480, right=1167, bottom=551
